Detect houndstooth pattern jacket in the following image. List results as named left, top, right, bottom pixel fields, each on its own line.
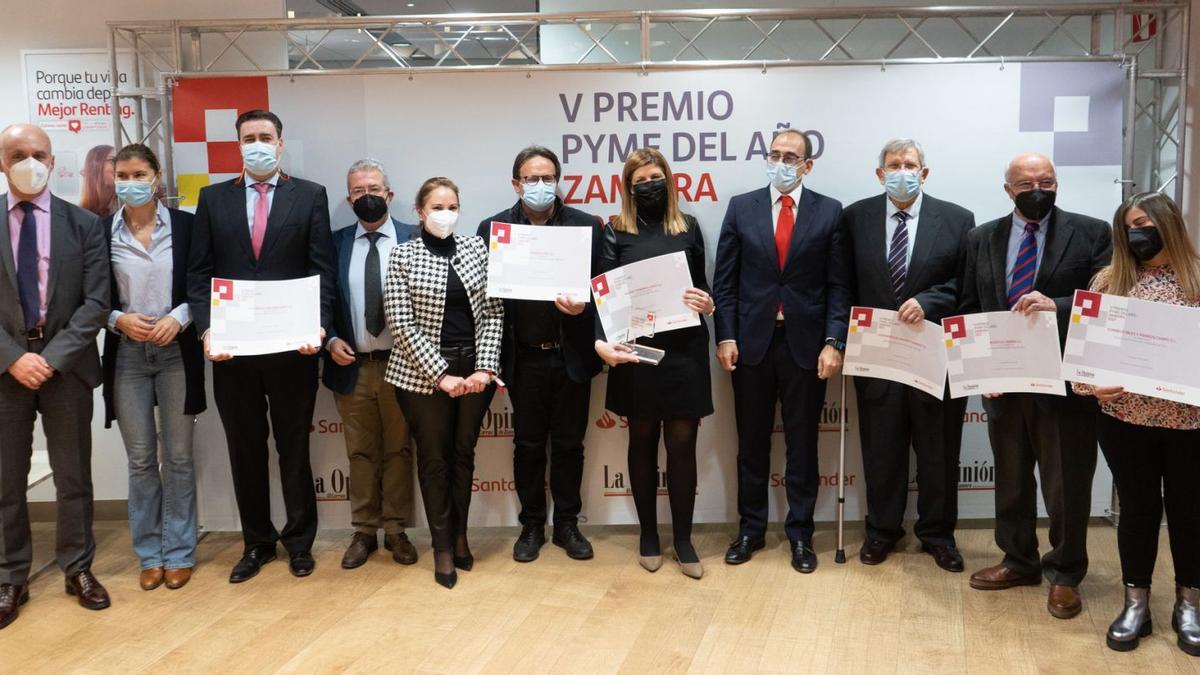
left=383, top=234, right=503, bottom=394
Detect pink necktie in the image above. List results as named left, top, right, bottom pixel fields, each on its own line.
left=251, top=182, right=271, bottom=259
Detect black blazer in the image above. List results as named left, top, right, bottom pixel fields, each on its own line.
left=101, top=208, right=206, bottom=427
left=476, top=198, right=604, bottom=384
left=842, top=193, right=975, bottom=323
left=321, top=217, right=420, bottom=395
left=0, top=194, right=108, bottom=387
left=186, top=173, right=336, bottom=338
left=712, top=186, right=852, bottom=369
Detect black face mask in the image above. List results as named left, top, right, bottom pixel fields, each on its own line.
left=352, top=193, right=389, bottom=223
left=631, top=178, right=668, bottom=213
left=1128, top=226, right=1164, bottom=263
left=1014, top=189, right=1056, bottom=222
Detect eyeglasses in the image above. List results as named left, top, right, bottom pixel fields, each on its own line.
left=767, top=152, right=805, bottom=167
left=349, top=186, right=389, bottom=198
left=519, top=175, right=557, bottom=186
left=1009, top=179, right=1058, bottom=192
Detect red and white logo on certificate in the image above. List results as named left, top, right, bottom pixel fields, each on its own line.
left=943, top=316, right=967, bottom=347
left=849, top=307, right=874, bottom=333
left=211, top=278, right=235, bottom=306
left=1072, top=289, right=1103, bottom=324
left=490, top=222, right=512, bottom=249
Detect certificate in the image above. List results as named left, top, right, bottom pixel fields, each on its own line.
left=486, top=221, right=592, bottom=302
left=590, top=251, right=699, bottom=343
left=209, top=276, right=320, bottom=356
left=1063, top=289, right=1200, bottom=406
left=845, top=307, right=947, bottom=399
left=942, top=310, right=1065, bottom=398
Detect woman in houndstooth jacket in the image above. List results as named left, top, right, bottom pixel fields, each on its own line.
left=383, top=177, right=503, bottom=589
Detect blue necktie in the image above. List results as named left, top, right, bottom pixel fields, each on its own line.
left=16, top=201, right=40, bottom=331
left=887, top=211, right=909, bottom=301
left=1007, top=221, right=1040, bottom=309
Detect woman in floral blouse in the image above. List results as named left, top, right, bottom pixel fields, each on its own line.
left=1074, top=192, right=1200, bottom=656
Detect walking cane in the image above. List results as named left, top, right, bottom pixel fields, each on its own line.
left=834, top=372, right=848, bottom=564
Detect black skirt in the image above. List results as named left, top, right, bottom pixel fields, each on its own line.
left=604, top=324, right=713, bottom=420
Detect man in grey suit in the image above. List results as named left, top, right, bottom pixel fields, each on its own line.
left=0, top=124, right=111, bottom=629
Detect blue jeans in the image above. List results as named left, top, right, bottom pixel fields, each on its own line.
left=114, top=339, right=197, bottom=569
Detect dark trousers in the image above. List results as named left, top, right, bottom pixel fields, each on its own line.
left=395, top=344, right=495, bottom=553
left=855, top=379, right=966, bottom=547
left=1098, top=413, right=1200, bottom=588
left=509, top=347, right=590, bottom=527
left=212, top=352, right=319, bottom=555
left=0, top=366, right=96, bottom=586
left=732, top=325, right=827, bottom=543
left=984, top=394, right=1097, bottom=586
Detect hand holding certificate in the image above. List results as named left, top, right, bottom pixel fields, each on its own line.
left=942, top=310, right=1065, bottom=398
left=209, top=276, right=321, bottom=357
left=845, top=307, right=947, bottom=399
left=1063, top=289, right=1200, bottom=405
left=590, top=251, right=699, bottom=344
left=486, top=221, right=592, bottom=302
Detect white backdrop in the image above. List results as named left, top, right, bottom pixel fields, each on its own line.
left=171, top=62, right=1124, bottom=531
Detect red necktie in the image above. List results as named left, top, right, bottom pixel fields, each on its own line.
left=251, top=182, right=271, bottom=259
left=775, top=194, right=794, bottom=268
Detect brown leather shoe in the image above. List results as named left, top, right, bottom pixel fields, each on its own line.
left=1048, top=584, right=1083, bottom=619
left=65, top=570, right=111, bottom=610
left=139, top=567, right=165, bottom=591
left=164, top=567, right=192, bottom=590
left=0, top=583, right=29, bottom=630
left=385, top=532, right=418, bottom=565
left=969, top=563, right=1042, bottom=590
left=341, top=532, right=378, bottom=569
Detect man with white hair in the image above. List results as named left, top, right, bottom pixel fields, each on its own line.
left=0, top=123, right=111, bottom=628
left=958, top=152, right=1111, bottom=619
left=842, top=139, right=975, bottom=572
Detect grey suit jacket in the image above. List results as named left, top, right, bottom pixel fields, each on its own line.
left=0, top=193, right=110, bottom=387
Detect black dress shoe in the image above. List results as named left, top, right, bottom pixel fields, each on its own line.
left=289, top=551, right=316, bottom=577
left=553, top=522, right=594, bottom=560
left=0, top=583, right=29, bottom=629
left=434, top=570, right=458, bottom=589
left=384, top=532, right=418, bottom=565
left=65, top=570, right=111, bottom=610
left=341, top=532, right=378, bottom=569
left=453, top=553, right=474, bottom=571
left=859, top=538, right=893, bottom=566
left=229, top=545, right=278, bottom=583
left=513, top=523, right=546, bottom=563
left=724, top=535, right=766, bottom=565
left=791, top=540, right=818, bottom=574
left=921, top=542, right=965, bottom=572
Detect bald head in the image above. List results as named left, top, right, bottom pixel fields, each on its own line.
left=1, top=124, right=51, bottom=156
left=1004, top=153, right=1055, bottom=186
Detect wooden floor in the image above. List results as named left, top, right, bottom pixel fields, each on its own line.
left=2, top=521, right=1198, bottom=674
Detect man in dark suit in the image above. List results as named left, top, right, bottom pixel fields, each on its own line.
left=188, top=109, right=336, bottom=582
left=0, top=124, right=111, bottom=628
left=714, top=128, right=853, bottom=573
left=323, top=159, right=419, bottom=570
left=842, top=138, right=974, bottom=573
left=476, top=146, right=603, bottom=563
left=959, top=152, right=1111, bottom=619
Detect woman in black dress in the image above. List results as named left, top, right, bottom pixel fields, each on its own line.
left=594, top=148, right=715, bottom=580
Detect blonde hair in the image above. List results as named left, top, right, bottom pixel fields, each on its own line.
left=1093, top=192, right=1200, bottom=299
left=612, top=148, right=688, bottom=236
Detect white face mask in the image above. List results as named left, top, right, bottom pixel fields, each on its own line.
left=241, top=141, right=279, bottom=175
left=7, top=156, right=50, bottom=195
left=424, top=209, right=458, bottom=239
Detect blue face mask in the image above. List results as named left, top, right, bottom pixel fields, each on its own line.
left=767, top=160, right=800, bottom=193
left=884, top=170, right=922, bottom=202
left=115, top=179, right=156, bottom=207
left=241, top=141, right=279, bottom=175
left=521, top=180, right=557, bottom=211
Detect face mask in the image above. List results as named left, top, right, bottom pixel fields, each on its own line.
left=352, top=194, right=389, bottom=224
left=115, top=179, right=156, bottom=207
left=241, top=141, right=279, bottom=175
left=521, top=180, right=557, bottom=212
left=1014, top=188, right=1056, bottom=222
left=767, top=160, right=801, bottom=193
left=1127, top=226, right=1164, bottom=263
left=424, top=209, right=458, bottom=239
left=884, top=170, right=921, bottom=202
left=631, top=178, right=668, bottom=211
left=7, top=157, right=50, bottom=194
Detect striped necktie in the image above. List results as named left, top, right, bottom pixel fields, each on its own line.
left=1007, top=221, right=1040, bottom=308
left=887, top=211, right=909, bottom=301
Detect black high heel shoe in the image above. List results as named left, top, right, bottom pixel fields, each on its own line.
left=453, top=554, right=474, bottom=571
left=434, top=569, right=458, bottom=589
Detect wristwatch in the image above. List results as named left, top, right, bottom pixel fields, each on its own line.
left=825, top=337, right=846, bottom=352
